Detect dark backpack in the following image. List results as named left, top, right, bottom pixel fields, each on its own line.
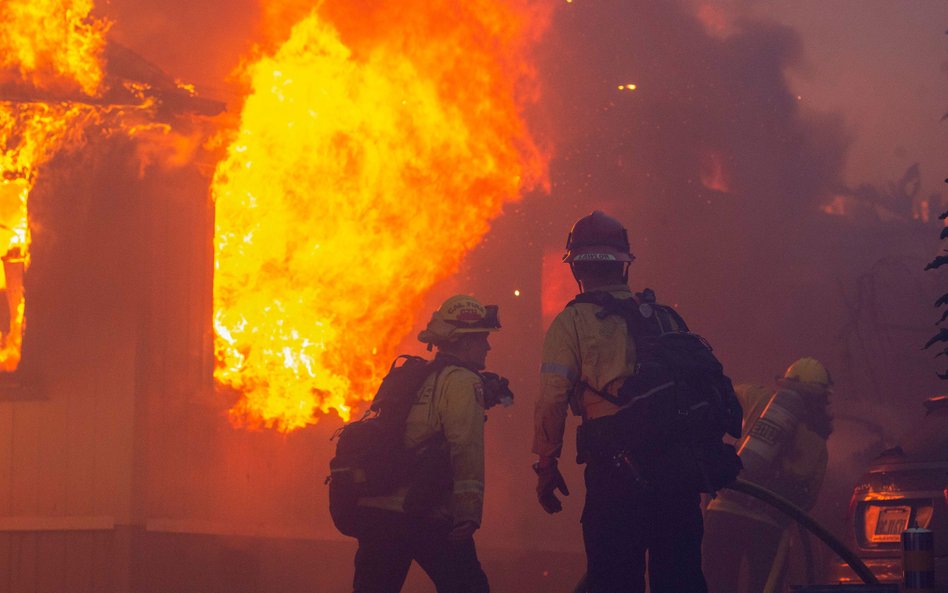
left=571, top=290, right=743, bottom=494
left=327, top=355, right=448, bottom=536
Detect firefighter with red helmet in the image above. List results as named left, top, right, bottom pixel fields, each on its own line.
left=532, top=211, right=710, bottom=593
left=702, top=358, right=834, bottom=593
left=353, top=295, right=500, bottom=593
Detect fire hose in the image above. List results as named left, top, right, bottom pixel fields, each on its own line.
left=569, top=478, right=879, bottom=593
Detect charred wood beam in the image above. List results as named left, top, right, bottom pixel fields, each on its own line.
left=0, top=41, right=224, bottom=117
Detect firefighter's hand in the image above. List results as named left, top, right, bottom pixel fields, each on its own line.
left=448, top=520, right=478, bottom=541
left=534, top=458, right=569, bottom=514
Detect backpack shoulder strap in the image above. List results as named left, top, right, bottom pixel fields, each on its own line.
left=566, top=290, right=614, bottom=309
left=370, top=355, right=448, bottom=415
left=564, top=290, right=649, bottom=408
left=574, top=289, right=668, bottom=339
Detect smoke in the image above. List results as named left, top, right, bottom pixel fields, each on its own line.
left=20, top=0, right=940, bottom=588
left=100, top=0, right=931, bottom=563
left=462, top=0, right=945, bottom=560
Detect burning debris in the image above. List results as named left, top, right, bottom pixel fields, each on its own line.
left=0, top=0, right=221, bottom=374
left=0, top=0, right=108, bottom=371
left=0, top=42, right=226, bottom=115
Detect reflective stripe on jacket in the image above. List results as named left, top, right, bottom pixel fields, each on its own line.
left=359, top=365, right=486, bottom=526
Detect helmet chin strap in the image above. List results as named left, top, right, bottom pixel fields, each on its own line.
left=570, top=264, right=583, bottom=293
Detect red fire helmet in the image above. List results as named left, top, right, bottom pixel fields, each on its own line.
left=563, top=210, right=635, bottom=263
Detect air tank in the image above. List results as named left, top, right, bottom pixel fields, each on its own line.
left=737, top=388, right=806, bottom=475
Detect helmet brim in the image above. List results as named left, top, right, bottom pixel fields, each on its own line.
left=563, top=246, right=635, bottom=263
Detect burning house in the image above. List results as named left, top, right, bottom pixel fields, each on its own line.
left=0, top=0, right=945, bottom=591
left=0, top=0, right=561, bottom=590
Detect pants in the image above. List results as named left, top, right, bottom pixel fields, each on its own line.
left=702, top=510, right=784, bottom=593
left=581, top=461, right=708, bottom=593
left=352, top=508, right=489, bottom=593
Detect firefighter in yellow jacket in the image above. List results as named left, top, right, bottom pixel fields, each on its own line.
left=353, top=295, right=499, bottom=593
left=533, top=211, right=709, bottom=593
left=702, top=357, right=834, bottom=593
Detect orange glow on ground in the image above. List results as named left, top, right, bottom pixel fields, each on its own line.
left=212, top=2, right=551, bottom=432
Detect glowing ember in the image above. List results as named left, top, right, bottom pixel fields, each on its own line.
left=213, top=2, right=550, bottom=432
left=0, top=0, right=108, bottom=371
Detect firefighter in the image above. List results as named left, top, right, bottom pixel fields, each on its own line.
left=702, top=357, right=834, bottom=593
left=353, top=295, right=499, bottom=593
left=532, top=211, right=709, bottom=593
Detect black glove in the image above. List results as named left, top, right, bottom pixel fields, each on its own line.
left=480, top=372, right=514, bottom=409
left=534, top=459, right=569, bottom=514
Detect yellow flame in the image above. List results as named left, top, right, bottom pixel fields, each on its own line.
left=0, top=0, right=108, bottom=370
left=0, top=0, right=109, bottom=97
left=213, top=2, right=550, bottom=432
left=0, top=103, right=102, bottom=370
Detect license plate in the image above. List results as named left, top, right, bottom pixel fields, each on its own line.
left=868, top=506, right=911, bottom=543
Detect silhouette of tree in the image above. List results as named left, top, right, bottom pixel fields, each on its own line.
left=923, top=179, right=948, bottom=379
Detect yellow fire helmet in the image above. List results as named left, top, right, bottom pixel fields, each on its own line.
left=778, top=357, right=833, bottom=391
left=418, top=294, right=500, bottom=347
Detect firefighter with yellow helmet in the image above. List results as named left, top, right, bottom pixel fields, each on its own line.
left=353, top=295, right=500, bottom=593
left=533, top=211, right=717, bottom=593
left=702, top=357, right=834, bottom=593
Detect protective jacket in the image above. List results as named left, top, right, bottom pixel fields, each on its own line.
left=535, top=284, right=708, bottom=593
left=359, top=363, right=486, bottom=527
left=533, top=285, right=685, bottom=459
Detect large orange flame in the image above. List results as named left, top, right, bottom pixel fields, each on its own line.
left=0, top=0, right=109, bottom=371
left=213, top=1, right=550, bottom=431
left=0, top=0, right=108, bottom=97
left=0, top=104, right=104, bottom=370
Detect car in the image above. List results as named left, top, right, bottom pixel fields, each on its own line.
left=831, top=395, right=948, bottom=590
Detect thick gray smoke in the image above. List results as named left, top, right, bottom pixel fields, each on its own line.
left=461, top=0, right=945, bottom=580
